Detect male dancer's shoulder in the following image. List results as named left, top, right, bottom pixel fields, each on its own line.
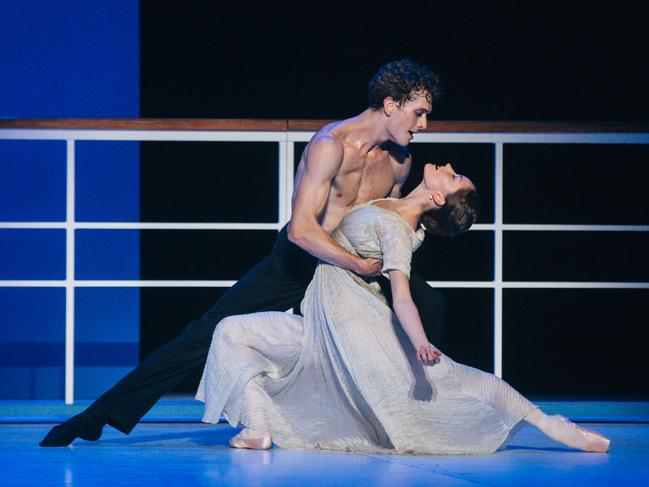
left=303, top=132, right=344, bottom=173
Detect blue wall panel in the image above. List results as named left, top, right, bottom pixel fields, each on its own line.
left=76, top=230, right=140, bottom=280
left=76, top=141, right=140, bottom=222
left=0, top=288, right=65, bottom=399
left=0, top=230, right=66, bottom=280
left=75, top=288, right=140, bottom=343
left=75, top=288, right=139, bottom=398
left=0, top=1, right=139, bottom=117
left=0, top=2, right=140, bottom=400
left=0, top=140, right=67, bottom=221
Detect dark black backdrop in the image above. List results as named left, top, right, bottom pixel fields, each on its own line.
left=138, top=1, right=649, bottom=398
left=141, top=1, right=649, bottom=120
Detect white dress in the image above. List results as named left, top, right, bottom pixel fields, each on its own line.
left=196, top=204, right=536, bottom=454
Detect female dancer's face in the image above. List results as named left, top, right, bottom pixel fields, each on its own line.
left=423, top=163, right=475, bottom=197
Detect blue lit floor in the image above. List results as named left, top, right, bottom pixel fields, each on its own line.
left=1, top=422, right=647, bottom=486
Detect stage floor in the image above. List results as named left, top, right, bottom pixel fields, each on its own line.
left=1, top=422, right=647, bottom=486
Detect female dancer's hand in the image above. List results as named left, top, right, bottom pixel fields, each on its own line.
left=417, top=343, right=442, bottom=365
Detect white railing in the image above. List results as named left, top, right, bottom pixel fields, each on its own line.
left=1, top=121, right=649, bottom=404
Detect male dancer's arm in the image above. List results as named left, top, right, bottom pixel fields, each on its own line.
left=288, top=136, right=382, bottom=276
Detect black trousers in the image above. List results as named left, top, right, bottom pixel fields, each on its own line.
left=93, top=225, right=445, bottom=434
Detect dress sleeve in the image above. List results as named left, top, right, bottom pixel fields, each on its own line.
left=374, top=214, right=414, bottom=279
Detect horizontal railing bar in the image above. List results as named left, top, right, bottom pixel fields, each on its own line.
left=0, top=119, right=289, bottom=131
left=3, top=222, right=648, bottom=232
left=74, top=280, right=240, bottom=287
left=426, top=282, right=497, bottom=288
left=0, top=129, right=287, bottom=142
left=0, top=281, right=68, bottom=287
left=3, top=129, right=648, bottom=145
left=0, top=222, right=281, bottom=230
left=411, top=132, right=649, bottom=144
left=429, top=282, right=649, bottom=289
left=2, top=280, right=648, bottom=289
left=74, top=222, right=282, bottom=230
left=0, top=222, right=67, bottom=228
left=495, top=224, right=649, bottom=232
left=289, top=120, right=649, bottom=133
left=500, top=282, right=649, bottom=289
left=286, top=131, right=316, bottom=142
left=2, top=119, right=649, bottom=133
left=0, top=280, right=237, bottom=287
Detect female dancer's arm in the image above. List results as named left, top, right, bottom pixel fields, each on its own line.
left=388, top=269, right=443, bottom=365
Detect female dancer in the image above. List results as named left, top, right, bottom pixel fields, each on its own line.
left=196, top=163, right=610, bottom=454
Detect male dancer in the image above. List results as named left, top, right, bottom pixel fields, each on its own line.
left=41, top=58, right=445, bottom=446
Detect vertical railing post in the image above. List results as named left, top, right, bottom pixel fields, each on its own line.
left=285, top=137, right=294, bottom=222
left=65, top=139, right=76, bottom=404
left=494, top=143, right=504, bottom=377
left=278, top=134, right=295, bottom=227
left=278, top=139, right=288, bottom=226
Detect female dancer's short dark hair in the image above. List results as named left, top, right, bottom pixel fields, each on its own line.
left=420, top=189, right=480, bottom=237
left=368, top=59, right=443, bottom=110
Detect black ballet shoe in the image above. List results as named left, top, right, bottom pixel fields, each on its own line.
left=39, top=409, right=108, bottom=447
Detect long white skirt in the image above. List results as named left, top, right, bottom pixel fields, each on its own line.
left=196, top=263, right=536, bottom=455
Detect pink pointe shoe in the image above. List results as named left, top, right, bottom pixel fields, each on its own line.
left=548, top=415, right=611, bottom=453
left=229, top=429, right=272, bottom=450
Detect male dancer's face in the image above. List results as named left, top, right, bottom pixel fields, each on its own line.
left=386, top=91, right=432, bottom=146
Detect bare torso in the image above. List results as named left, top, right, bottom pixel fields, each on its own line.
left=294, top=118, right=411, bottom=232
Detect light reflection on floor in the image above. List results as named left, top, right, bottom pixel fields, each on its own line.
left=1, top=423, right=647, bottom=486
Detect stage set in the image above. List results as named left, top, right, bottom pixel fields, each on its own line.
left=0, top=416, right=647, bottom=486
left=2, top=2, right=649, bottom=486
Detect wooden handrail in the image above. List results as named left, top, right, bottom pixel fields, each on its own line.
left=0, top=119, right=287, bottom=131
left=1, top=118, right=648, bottom=132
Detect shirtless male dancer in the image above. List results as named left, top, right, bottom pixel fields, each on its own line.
left=41, top=58, right=445, bottom=447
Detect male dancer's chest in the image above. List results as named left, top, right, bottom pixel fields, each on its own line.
left=332, top=153, right=396, bottom=206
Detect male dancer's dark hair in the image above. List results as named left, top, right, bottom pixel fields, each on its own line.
left=368, top=58, right=443, bottom=109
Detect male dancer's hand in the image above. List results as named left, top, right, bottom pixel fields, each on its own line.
left=354, top=257, right=382, bottom=276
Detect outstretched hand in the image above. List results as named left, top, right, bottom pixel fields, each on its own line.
left=417, top=343, right=443, bottom=366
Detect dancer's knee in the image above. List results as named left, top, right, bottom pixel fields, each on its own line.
left=210, top=315, right=241, bottom=346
